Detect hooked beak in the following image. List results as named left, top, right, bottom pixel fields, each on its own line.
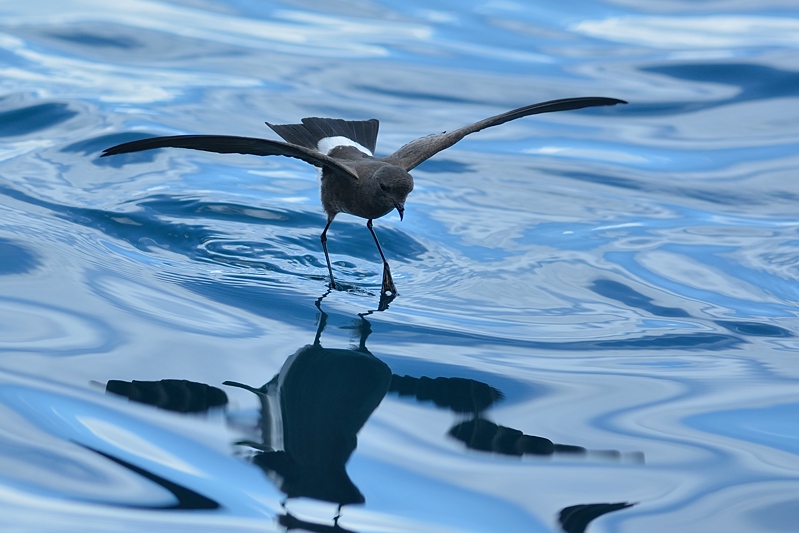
left=394, top=202, right=405, bottom=221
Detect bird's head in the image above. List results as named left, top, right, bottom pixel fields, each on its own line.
left=373, top=165, right=414, bottom=220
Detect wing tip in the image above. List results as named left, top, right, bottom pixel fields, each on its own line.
left=593, top=97, right=628, bottom=107
left=101, top=142, right=144, bottom=157
left=100, top=146, right=126, bottom=157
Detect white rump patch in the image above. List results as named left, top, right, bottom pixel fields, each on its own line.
left=317, top=136, right=372, bottom=156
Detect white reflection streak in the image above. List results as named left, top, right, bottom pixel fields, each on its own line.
left=275, top=10, right=433, bottom=41
left=78, top=417, right=204, bottom=476
left=525, top=146, right=647, bottom=163
left=0, top=0, right=436, bottom=103
left=573, top=16, right=799, bottom=49
left=0, top=35, right=259, bottom=103
left=2, top=0, right=433, bottom=57
left=0, top=140, right=53, bottom=162
left=593, top=222, right=643, bottom=231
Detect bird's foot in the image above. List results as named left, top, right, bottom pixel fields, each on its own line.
left=381, top=263, right=398, bottom=297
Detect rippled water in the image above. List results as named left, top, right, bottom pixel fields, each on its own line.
left=2, top=1, right=799, bottom=532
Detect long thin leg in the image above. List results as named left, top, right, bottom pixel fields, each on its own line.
left=320, top=217, right=337, bottom=289
left=313, top=290, right=330, bottom=346
left=366, top=219, right=398, bottom=296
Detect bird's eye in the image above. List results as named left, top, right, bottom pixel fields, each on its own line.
left=379, top=183, right=390, bottom=192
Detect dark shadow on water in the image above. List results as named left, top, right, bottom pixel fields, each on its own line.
left=46, top=30, right=140, bottom=49
left=0, top=184, right=225, bottom=257
left=558, top=169, right=777, bottom=208
left=74, top=444, right=220, bottom=511
left=0, top=238, right=40, bottom=275
left=101, top=292, right=639, bottom=531
left=713, top=320, right=792, bottom=338
left=559, top=502, right=636, bottom=533
left=640, top=63, right=799, bottom=112
left=591, top=279, right=793, bottom=339
left=63, top=132, right=161, bottom=167
left=0, top=101, right=78, bottom=137
left=613, top=63, right=799, bottom=118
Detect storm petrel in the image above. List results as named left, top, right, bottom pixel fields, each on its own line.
left=102, top=97, right=626, bottom=296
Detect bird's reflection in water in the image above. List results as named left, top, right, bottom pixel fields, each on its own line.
left=105, top=292, right=638, bottom=533
left=224, top=294, right=391, bottom=509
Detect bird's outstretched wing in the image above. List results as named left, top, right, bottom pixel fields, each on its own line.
left=383, top=97, right=627, bottom=171
left=101, top=135, right=359, bottom=179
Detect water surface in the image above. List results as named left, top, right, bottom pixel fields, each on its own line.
left=1, top=1, right=798, bottom=532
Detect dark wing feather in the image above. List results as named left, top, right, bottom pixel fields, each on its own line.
left=350, top=119, right=380, bottom=154
left=264, top=123, right=319, bottom=149
left=101, top=135, right=359, bottom=179
left=384, top=97, right=627, bottom=171
left=267, top=118, right=379, bottom=154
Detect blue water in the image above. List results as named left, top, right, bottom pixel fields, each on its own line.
left=1, top=2, right=799, bottom=532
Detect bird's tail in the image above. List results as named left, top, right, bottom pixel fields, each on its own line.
left=266, top=118, right=379, bottom=155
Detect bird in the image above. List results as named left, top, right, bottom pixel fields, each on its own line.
left=102, top=97, right=627, bottom=296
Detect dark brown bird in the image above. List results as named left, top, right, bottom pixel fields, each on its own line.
left=102, top=97, right=626, bottom=296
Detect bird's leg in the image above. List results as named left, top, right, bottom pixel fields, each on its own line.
left=320, top=218, right=337, bottom=290
left=366, top=219, right=398, bottom=296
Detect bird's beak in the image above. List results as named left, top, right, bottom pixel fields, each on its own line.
left=394, top=202, right=405, bottom=221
